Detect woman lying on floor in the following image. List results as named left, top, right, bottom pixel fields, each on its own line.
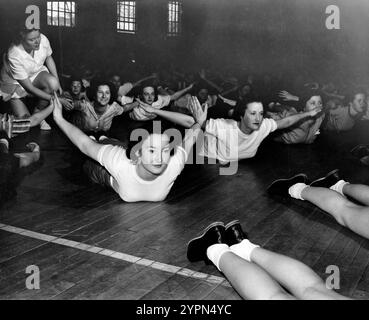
left=266, top=91, right=325, bottom=144
left=187, top=220, right=349, bottom=300
left=53, top=92, right=207, bottom=202
left=268, top=169, right=369, bottom=240
left=137, top=98, right=321, bottom=165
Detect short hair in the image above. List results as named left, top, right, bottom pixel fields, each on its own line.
left=233, top=99, right=264, bottom=120
left=125, top=121, right=176, bottom=160
left=14, top=27, right=40, bottom=45
left=91, top=80, right=117, bottom=104
left=140, top=85, right=159, bottom=103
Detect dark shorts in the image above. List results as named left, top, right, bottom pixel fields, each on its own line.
left=82, top=137, right=126, bottom=188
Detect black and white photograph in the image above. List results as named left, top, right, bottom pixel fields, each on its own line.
left=0, top=0, right=368, bottom=302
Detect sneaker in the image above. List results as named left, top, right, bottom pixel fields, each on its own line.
left=350, top=144, right=369, bottom=158
left=224, top=220, right=248, bottom=246
left=267, top=173, right=308, bottom=198
left=40, top=120, right=51, bottom=130
left=99, top=135, right=108, bottom=141
left=310, top=169, right=340, bottom=188
left=187, top=222, right=226, bottom=264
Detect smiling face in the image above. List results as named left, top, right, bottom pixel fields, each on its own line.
left=95, top=85, right=111, bottom=106
left=305, top=95, right=322, bottom=112
left=142, top=86, right=156, bottom=105
left=139, top=133, right=171, bottom=176
left=21, top=30, right=41, bottom=52
left=241, top=102, right=264, bottom=132
left=351, top=93, right=366, bottom=113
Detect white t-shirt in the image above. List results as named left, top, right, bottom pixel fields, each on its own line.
left=200, top=118, right=278, bottom=162
left=0, top=33, right=52, bottom=99
left=130, top=94, right=171, bottom=121
left=97, top=144, right=187, bottom=202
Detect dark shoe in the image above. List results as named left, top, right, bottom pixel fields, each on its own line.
left=187, top=222, right=226, bottom=264
left=351, top=144, right=369, bottom=158
left=267, top=173, right=308, bottom=198
left=310, top=169, right=340, bottom=188
left=225, top=220, right=248, bottom=246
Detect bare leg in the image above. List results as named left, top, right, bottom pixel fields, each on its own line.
left=218, top=251, right=295, bottom=300
left=9, top=99, right=31, bottom=118
left=250, top=247, right=349, bottom=300
left=32, top=71, right=59, bottom=111
left=342, top=183, right=369, bottom=206
left=301, top=186, right=369, bottom=239
left=13, top=143, right=40, bottom=168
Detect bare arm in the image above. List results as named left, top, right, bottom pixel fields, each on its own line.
left=137, top=99, right=195, bottom=128
left=52, top=93, right=103, bottom=161
left=276, top=108, right=321, bottom=130
left=218, top=94, right=237, bottom=106
left=18, top=78, right=52, bottom=101
left=199, top=69, right=223, bottom=92
left=170, top=83, right=194, bottom=101
left=29, top=103, right=54, bottom=126
left=45, top=56, right=62, bottom=94
left=132, top=74, right=157, bottom=88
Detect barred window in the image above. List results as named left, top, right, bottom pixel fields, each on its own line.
left=117, top=1, right=137, bottom=34
left=47, top=2, right=76, bottom=27
left=168, top=1, right=182, bottom=36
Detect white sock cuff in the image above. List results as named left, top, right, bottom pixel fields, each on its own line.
left=330, top=180, right=349, bottom=196
left=0, top=138, right=9, bottom=149
left=288, top=183, right=308, bottom=200
left=230, top=239, right=260, bottom=262
left=206, top=244, right=230, bottom=271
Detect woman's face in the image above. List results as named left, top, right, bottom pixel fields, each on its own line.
left=197, top=89, right=209, bottom=104
left=139, top=133, right=171, bottom=176
left=241, top=102, right=264, bottom=131
left=142, top=86, right=155, bottom=105
left=305, top=95, right=322, bottom=112
left=22, top=30, right=41, bottom=51
left=71, top=81, right=82, bottom=96
left=96, top=85, right=111, bottom=106
left=240, top=85, right=251, bottom=97
left=352, top=93, right=366, bottom=113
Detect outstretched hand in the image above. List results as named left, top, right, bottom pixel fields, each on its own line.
left=307, top=106, right=322, bottom=117
left=136, top=98, right=157, bottom=115
left=189, top=96, right=208, bottom=127
left=278, top=90, right=298, bottom=101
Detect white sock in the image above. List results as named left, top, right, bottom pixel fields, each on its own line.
left=206, top=244, right=231, bottom=271
left=330, top=180, right=349, bottom=196
left=0, top=138, right=9, bottom=150
left=288, top=183, right=308, bottom=200
left=230, top=239, right=260, bottom=262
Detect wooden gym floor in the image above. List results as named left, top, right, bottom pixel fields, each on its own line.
left=1, top=115, right=369, bottom=300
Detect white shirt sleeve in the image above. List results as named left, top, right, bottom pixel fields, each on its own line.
left=169, top=146, right=188, bottom=172
left=97, top=144, right=128, bottom=178
left=41, top=34, right=53, bottom=57
left=264, top=118, right=278, bottom=133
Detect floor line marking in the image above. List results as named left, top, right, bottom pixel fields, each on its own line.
left=0, top=223, right=230, bottom=287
